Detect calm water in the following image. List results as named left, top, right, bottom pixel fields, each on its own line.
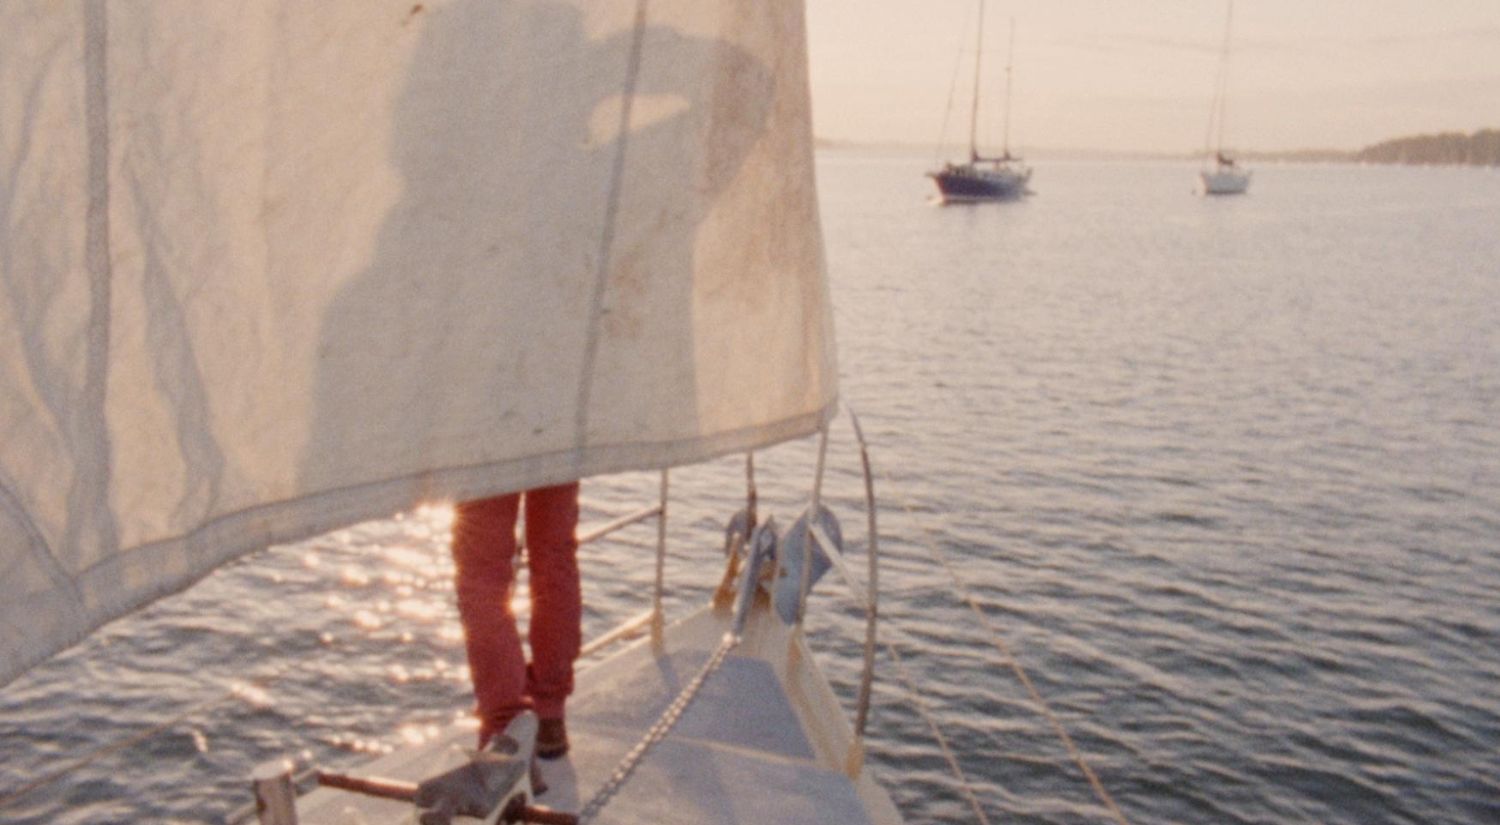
left=4, top=155, right=1500, bottom=824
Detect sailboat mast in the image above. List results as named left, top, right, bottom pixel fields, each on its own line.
left=968, top=0, right=986, bottom=162
left=1211, top=0, right=1235, bottom=158
left=1002, top=18, right=1015, bottom=160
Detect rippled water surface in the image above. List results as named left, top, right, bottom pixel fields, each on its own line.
left=4, top=155, right=1500, bottom=824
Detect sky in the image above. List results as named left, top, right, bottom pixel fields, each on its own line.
left=803, top=0, right=1500, bottom=155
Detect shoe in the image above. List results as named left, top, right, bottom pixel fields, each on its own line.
left=535, top=718, right=569, bottom=760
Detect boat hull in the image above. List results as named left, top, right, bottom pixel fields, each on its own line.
left=1199, top=168, right=1251, bottom=195
left=931, top=165, right=1030, bottom=203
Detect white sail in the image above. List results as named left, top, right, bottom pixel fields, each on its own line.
left=0, top=0, right=836, bottom=687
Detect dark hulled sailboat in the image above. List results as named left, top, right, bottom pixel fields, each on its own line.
left=929, top=1, right=1031, bottom=202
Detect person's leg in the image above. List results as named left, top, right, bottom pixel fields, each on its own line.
left=452, top=493, right=525, bottom=747
left=523, top=482, right=581, bottom=724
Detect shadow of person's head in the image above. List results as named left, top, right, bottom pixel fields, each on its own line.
left=301, top=0, right=776, bottom=494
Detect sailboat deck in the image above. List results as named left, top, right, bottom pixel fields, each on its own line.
left=295, top=605, right=901, bottom=824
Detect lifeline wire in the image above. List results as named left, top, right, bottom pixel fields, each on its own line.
left=889, top=491, right=1132, bottom=825
left=0, top=662, right=296, bottom=812
left=882, top=638, right=994, bottom=825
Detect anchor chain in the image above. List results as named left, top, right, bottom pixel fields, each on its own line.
left=575, top=633, right=737, bottom=824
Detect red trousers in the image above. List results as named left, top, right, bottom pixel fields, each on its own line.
left=452, top=483, right=580, bottom=744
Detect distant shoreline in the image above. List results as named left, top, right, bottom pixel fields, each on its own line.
left=816, top=128, right=1500, bottom=167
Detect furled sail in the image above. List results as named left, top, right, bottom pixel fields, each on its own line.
left=0, top=0, right=835, bottom=687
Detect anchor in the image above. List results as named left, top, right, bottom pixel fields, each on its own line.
left=296, top=713, right=576, bottom=825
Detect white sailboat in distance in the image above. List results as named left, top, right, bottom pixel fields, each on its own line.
left=1200, top=0, right=1251, bottom=195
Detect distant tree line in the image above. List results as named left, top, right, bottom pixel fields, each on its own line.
left=1355, top=129, right=1500, bottom=166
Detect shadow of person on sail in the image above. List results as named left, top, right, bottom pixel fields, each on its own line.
left=299, top=0, right=778, bottom=506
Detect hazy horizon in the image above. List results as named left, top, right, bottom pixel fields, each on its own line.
left=804, top=0, right=1500, bottom=156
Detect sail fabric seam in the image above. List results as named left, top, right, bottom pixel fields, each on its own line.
left=0, top=468, right=66, bottom=603
left=573, top=0, right=652, bottom=469
left=59, top=0, right=116, bottom=612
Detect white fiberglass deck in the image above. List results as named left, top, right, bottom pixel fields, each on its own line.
left=295, top=602, right=903, bottom=824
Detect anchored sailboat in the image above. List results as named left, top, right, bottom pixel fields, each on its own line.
left=1199, top=0, right=1251, bottom=195
left=928, top=1, right=1031, bottom=203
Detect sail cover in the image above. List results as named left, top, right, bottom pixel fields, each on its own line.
left=0, top=0, right=835, bottom=687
